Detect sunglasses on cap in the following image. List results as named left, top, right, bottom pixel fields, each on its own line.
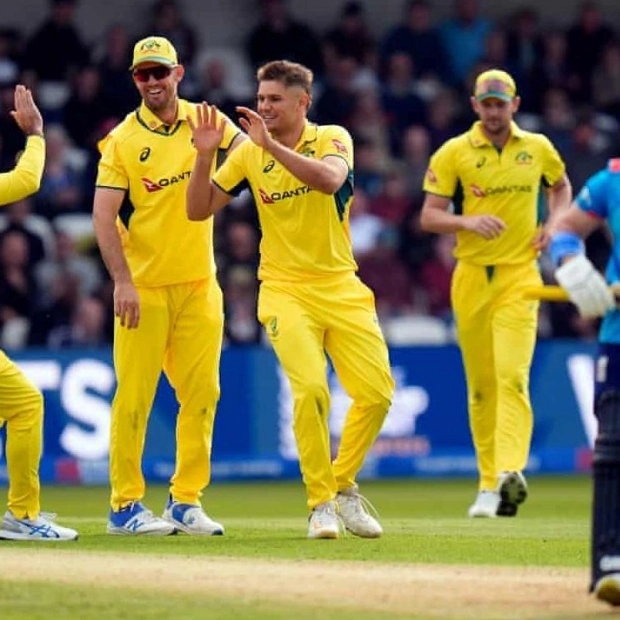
left=132, top=66, right=174, bottom=83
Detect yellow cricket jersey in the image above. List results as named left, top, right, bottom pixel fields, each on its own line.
left=96, top=100, right=239, bottom=286
left=423, top=121, right=565, bottom=265
left=212, top=122, right=356, bottom=282
left=0, top=135, right=44, bottom=206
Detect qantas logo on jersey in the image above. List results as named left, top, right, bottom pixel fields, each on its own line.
left=470, top=183, right=532, bottom=197
left=141, top=171, right=192, bottom=193
left=331, top=139, right=348, bottom=155
left=258, top=185, right=312, bottom=204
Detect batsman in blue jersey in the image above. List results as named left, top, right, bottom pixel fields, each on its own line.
left=550, top=157, right=620, bottom=606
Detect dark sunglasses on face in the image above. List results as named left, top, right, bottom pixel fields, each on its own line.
left=133, top=66, right=173, bottom=83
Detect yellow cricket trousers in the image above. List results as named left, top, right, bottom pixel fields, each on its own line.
left=110, top=277, right=224, bottom=510
left=258, top=273, right=394, bottom=509
left=0, top=351, right=43, bottom=519
left=452, top=261, right=541, bottom=491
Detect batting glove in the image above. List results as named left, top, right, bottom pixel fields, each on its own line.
left=555, top=254, right=615, bottom=318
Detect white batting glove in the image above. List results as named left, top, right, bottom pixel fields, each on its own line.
left=554, top=254, right=615, bottom=318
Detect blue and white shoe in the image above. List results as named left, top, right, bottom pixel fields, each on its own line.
left=107, top=502, right=176, bottom=536
left=162, top=496, right=224, bottom=535
left=0, top=510, right=78, bottom=541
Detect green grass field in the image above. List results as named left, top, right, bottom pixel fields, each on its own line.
left=0, top=476, right=603, bottom=620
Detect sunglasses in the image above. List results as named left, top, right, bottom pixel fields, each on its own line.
left=132, top=66, right=173, bottom=83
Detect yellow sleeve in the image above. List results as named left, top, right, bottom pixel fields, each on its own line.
left=216, top=109, right=241, bottom=150
left=0, top=135, right=45, bottom=206
left=212, top=139, right=249, bottom=196
left=540, top=135, right=566, bottom=186
left=423, top=140, right=458, bottom=198
left=319, top=125, right=353, bottom=168
left=95, top=133, right=128, bottom=190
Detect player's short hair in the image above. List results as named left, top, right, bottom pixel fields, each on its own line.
left=256, top=60, right=313, bottom=94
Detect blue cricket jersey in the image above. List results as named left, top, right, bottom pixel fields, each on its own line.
left=576, top=158, right=620, bottom=343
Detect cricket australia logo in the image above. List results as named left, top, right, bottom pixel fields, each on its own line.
left=141, top=39, right=161, bottom=53
left=515, top=151, right=533, bottom=165
left=268, top=317, right=279, bottom=338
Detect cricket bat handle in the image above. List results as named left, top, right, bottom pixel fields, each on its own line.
left=523, top=284, right=620, bottom=302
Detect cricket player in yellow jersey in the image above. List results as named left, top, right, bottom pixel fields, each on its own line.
left=186, top=60, right=394, bottom=539
left=93, top=36, right=244, bottom=536
left=420, top=69, right=572, bottom=518
left=0, top=85, right=77, bottom=541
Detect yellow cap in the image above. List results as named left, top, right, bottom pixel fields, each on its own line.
left=474, top=69, right=516, bottom=102
left=130, top=36, right=178, bottom=70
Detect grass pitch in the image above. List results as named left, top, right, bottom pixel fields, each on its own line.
left=0, top=476, right=597, bottom=619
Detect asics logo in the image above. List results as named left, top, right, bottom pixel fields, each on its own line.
left=20, top=520, right=60, bottom=538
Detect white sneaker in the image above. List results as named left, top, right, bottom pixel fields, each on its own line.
left=468, top=490, right=500, bottom=518
left=0, top=510, right=78, bottom=541
left=107, top=502, right=176, bottom=536
left=595, top=573, right=620, bottom=606
left=162, top=496, right=224, bottom=536
left=496, top=471, right=528, bottom=517
left=308, top=501, right=340, bottom=539
left=336, top=485, right=383, bottom=538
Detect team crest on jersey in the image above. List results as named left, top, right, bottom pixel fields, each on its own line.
left=141, top=177, right=162, bottom=192
left=331, top=139, right=348, bottom=155
left=258, top=188, right=275, bottom=204
left=139, top=147, right=151, bottom=162
left=470, top=183, right=486, bottom=197
left=515, top=151, right=533, bottom=165
left=425, top=168, right=437, bottom=184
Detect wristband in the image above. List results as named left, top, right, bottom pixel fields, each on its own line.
left=549, top=231, right=585, bottom=267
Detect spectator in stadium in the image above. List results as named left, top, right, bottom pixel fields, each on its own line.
left=439, top=0, right=493, bottom=87
left=245, top=0, right=323, bottom=76
left=22, top=0, right=89, bottom=82
left=380, top=0, right=448, bottom=81
left=96, top=24, right=140, bottom=118
left=323, top=1, right=376, bottom=69
left=34, top=124, right=85, bottom=217
left=566, top=0, right=616, bottom=102
left=62, top=65, right=110, bottom=150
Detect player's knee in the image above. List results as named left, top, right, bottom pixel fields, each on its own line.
left=294, top=381, right=330, bottom=411
left=9, top=388, right=43, bottom=430
left=594, top=390, right=620, bottom=466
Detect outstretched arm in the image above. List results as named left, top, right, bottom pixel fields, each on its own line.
left=186, top=102, right=235, bottom=221
left=0, top=85, right=45, bottom=206
left=236, top=106, right=348, bottom=194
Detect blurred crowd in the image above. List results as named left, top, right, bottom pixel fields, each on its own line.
left=0, top=0, right=619, bottom=348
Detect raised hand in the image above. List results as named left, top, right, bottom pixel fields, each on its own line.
left=187, top=102, right=226, bottom=156
left=10, top=85, right=43, bottom=137
left=462, top=214, right=507, bottom=239
left=236, top=106, right=270, bottom=149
